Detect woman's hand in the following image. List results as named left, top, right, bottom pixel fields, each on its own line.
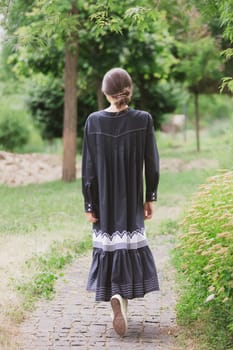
left=144, top=202, right=154, bottom=220
left=85, top=212, right=98, bottom=223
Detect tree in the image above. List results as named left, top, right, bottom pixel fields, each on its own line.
left=190, top=0, right=233, bottom=93
left=5, top=0, right=177, bottom=143
left=158, top=0, right=231, bottom=151
left=1, top=0, right=80, bottom=180
left=172, top=7, right=223, bottom=151
left=176, top=38, right=223, bottom=151
left=118, top=11, right=177, bottom=127
left=78, top=5, right=177, bottom=127
left=1, top=0, right=164, bottom=181
left=62, top=2, right=78, bottom=181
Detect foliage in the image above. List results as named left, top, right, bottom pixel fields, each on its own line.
left=132, top=80, right=181, bottom=129
left=3, top=0, right=178, bottom=136
left=192, top=0, right=233, bottom=43
left=220, top=77, right=233, bottom=93
left=26, top=74, right=64, bottom=139
left=189, top=0, right=233, bottom=93
left=175, top=170, right=233, bottom=349
left=185, top=93, right=233, bottom=123
left=0, top=111, right=29, bottom=151
left=174, top=8, right=223, bottom=93
left=17, top=236, right=92, bottom=300
left=1, top=0, right=230, bottom=141
left=159, top=219, right=178, bottom=235
left=0, top=81, right=44, bottom=152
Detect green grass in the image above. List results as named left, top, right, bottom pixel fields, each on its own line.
left=0, top=166, right=214, bottom=237
left=158, top=169, right=216, bottom=205
left=0, top=180, right=85, bottom=235
left=146, top=168, right=217, bottom=239
left=158, top=219, right=178, bottom=235
left=17, top=236, right=92, bottom=302
left=0, top=179, right=92, bottom=320
left=157, top=126, right=233, bottom=169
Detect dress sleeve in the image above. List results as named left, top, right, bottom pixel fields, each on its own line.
left=144, top=114, right=160, bottom=202
left=82, top=120, right=98, bottom=213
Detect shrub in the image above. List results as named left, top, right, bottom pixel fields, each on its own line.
left=26, top=74, right=64, bottom=140
left=0, top=112, right=29, bottom=151
left=176, top=170, right=233, bottom=349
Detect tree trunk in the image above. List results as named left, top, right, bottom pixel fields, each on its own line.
left=194, top=92, right=200, bottom=152
left=97, top=78, right=105, bottom=110
left=62, top=6, right=78, bottom=182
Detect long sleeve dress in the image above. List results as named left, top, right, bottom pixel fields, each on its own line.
left=82, top=107, right=160, bottom=302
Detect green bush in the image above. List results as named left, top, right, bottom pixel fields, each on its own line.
left=175, top=170, right=233, bottom=349
left=26, top=74, right=64, bottom=140
left=0, top=112, right=29, bottom=151
left=0, top=83, right=45, bottom=153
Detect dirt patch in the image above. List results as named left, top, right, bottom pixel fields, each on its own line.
left=0, top=151, right=81, bottom=186
left=0, top=152, right=219, bottom=187
left=160, top=158, right=219, bottom=172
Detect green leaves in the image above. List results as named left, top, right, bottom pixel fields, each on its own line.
left=174, top=10, right=223, bottom=92
left=124, top=6, right=156, bottom=31
left=220, top=77, right=233, bottom=93
left=176, top=170, right=233, bottom=347
left=15, top=1, right=79, bottom=48
left=188, top=0, right=233, bottom=93
left=9, top=0, right=162, bottom=48
left=0, top=111, right=30, bottom=151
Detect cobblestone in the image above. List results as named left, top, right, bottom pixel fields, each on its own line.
left=18, top=236, right=180, bottom=349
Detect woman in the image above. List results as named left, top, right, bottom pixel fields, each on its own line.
left=82, top=68, right=160, bottom=337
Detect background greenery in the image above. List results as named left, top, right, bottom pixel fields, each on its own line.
left=0, top=78, right=232, bottom=154
left=0, top=0, right=232, bottom=149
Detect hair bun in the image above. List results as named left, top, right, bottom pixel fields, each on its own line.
left=101, top=68, right=133, bottom=109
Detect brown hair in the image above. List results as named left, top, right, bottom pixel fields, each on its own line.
left=102, top=68, right=133, bottom=109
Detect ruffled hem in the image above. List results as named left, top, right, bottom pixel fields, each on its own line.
left=86, top=246, right=159, bottom=301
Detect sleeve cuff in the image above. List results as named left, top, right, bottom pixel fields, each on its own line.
left=146, top=191, right=157, bottom=201
left=85, top=202, right=93, bottom=212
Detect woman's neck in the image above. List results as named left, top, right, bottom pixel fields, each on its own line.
left=105, top=103, right=128, bottom=113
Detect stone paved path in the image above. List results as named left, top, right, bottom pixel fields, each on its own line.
left=18, top=236, right=179, bottom=349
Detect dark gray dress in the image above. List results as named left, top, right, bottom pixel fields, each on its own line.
left=82, top=108, right=160, bottom=301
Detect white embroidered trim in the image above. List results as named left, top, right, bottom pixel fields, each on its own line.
left=92, top=228, right=148, bottom=251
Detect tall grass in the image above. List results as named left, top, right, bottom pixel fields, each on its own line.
left=174, top=171, right=233, bottom=350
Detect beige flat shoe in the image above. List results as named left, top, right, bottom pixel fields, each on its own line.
left=110, top=294, right=128, bottom=337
